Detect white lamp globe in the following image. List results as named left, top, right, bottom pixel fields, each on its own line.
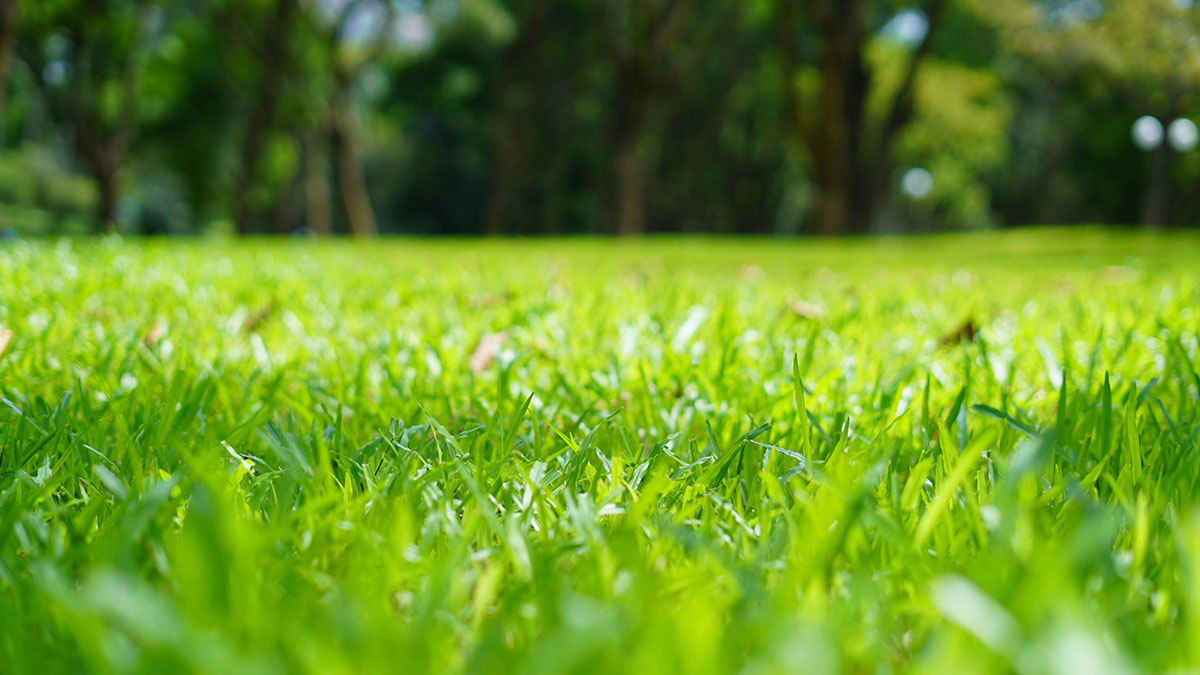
left=1132, top=116, right=1164, bottom=151
left=1168, top=118, right=1199, bottom=152
left=901, top=168, right=934, bottom=199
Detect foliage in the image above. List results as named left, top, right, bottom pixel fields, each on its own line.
left=0, top=146, right=97, bottom=233
left=1, top=0, right=1195, bottom=234
left=2, top=232, right=1200, bottom=671
left=971, top=0, right=1200, bottom=111
left=967, top=0, right=1200, bottom=227
left=858, top=36, right=1014, bottom=228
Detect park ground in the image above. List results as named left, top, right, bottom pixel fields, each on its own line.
left=2, top=228, right=1200, bottom=673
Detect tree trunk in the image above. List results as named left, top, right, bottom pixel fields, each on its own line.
left=483, top=0, right=548, bottom=236
left=602, top=0, right=713, bottom=236
left=303, top=134, right=332, bottom=235
left=0, top=0, right=15, bottom=227
left=613, top=131, right=646, bottom=237
left=331, top=80, right=378, bottom=238
left=95, top=168, right=119, bottom=233
left=77, top=129, right=122, bottom=233
left=230, top=0, right=295, bottom=236
left=776, top=0, right=803, bottom=149
left=0, top=0, right=18, bottom=116
left=231, top=115, right=266, bottom=235
left=540, top=80, right=573, bottom=235
left=1141, top=120, right=1172, bottom=228
left=809, top=1, right=870, bottom=235
left=611, top=55, right=651, bottom=237
left=483, top=132, right=521, bottom=236
left=813, top=171, right=851, bottom=236
left=272, top=156, right=304, bottom=234
left=785, top=0, right=943, bottom=236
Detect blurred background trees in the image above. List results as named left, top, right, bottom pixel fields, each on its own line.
left=0, top=0, right=1196, bottom=236
left=972, top=0, right=1200, bottom=228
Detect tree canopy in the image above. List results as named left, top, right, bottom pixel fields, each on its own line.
left=0, top=0, right=1197, bottom=235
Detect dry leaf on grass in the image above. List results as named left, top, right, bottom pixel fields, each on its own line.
left=241, top=302, right=275, bottom=333
left=470, top=332, right=508, bottom=374
left=940, top=318, right=979, bottom=345
left=1102, top=265, right=1129, bottom=283
left=471, top=291, right=514, bottom=309
left=143, top=321, right=167, bottom=347
left=738, top=264, right=766, bottom=282
left=786, top=296, right=823, bottom=320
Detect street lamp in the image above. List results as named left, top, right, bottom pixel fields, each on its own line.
left=1132, top=115, right=1198, bottom=226
left=1132, top=115, right=1199, bottom=152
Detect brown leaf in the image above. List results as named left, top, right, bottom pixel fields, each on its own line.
left=469, top=332, right=508, bottom=374
left=471, top=291, right=513, bottom=309
left=1102, top=265, right=1129, bottom=282
left=940, top=318, right=979, bottom=345
left=142, top=321, right=167, bottom=347
left=738, top=264, right=765, bottom=282
left=0, top=328, right=12, bottom=359
left=786, top=296, right=823, bottom=320
left=241, top=302, right=275, bottom=334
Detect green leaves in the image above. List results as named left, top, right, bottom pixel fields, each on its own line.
left=915, top=427, right=998, bottom=549
left=793, top=354, right=809, bottom=455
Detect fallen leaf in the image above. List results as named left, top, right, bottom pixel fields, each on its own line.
left=470, top=332, right=508, bottom=374
left=1102, top=265, right=1130, bottom=283
left=0, top=328, right=11, bottom=359
left=241, top=302, right=275, bottom=333
left=738, top=264, right=765, bottom=282
left=940, top=318, right=979, bottom=345
left=786, top=296, right=823, bottom=320
left=471, top=291, right=513, bottom=309
left=142, top=321, right=166, bottom=347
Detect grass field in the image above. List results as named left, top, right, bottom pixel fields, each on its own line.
left=2, top=229, right=1200, bottom=674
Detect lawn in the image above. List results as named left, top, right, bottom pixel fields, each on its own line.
left=2, top=229, right=1200, bottom=674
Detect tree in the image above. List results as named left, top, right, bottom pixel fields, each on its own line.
left=482, top=0, right=547, bottom=236
left=275, top=0, right=433, bottom=237
left=0, top=0, right=18, bottom=230
left=406, top=0, right=770, bottom=236
left=215, top=0, right=308, bottom=235
left=0, top=0, right=18, bottom=117
left=777, top=0, right=949, bottom=235
left=19, top=0, right=170, bottom=232
left=306, top=0, right=415, bottom=238
left=970, top=0, right=1200, bottom=227
left=602, top=0, right=690, bottom=236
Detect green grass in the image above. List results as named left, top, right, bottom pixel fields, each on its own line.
left=2, top=229, right=1200, bottom=674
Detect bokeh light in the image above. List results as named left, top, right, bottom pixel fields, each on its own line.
left=1167, top=118, right=1199, bottom=152
left=882, top=10, right=929, bottom=47
left=1132, top=116, right=1164, bottom=151
left=901, top=168, right=934, bottom=199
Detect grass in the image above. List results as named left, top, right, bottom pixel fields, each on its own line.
left=1, top=228, right=1199, bottom=674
